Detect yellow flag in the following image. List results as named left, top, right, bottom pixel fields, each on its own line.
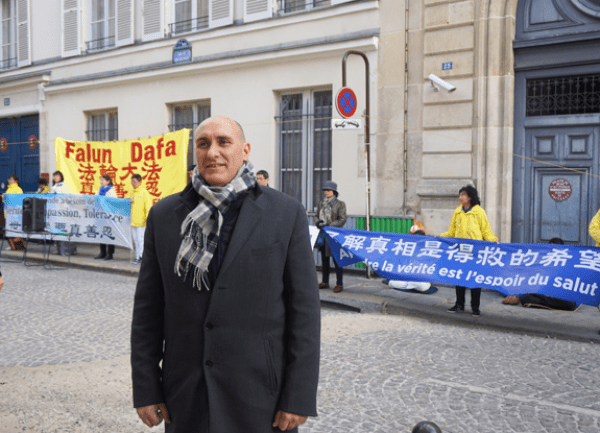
left=54, top=129, right=190, bottom=203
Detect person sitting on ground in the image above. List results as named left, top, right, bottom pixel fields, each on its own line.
left=36, top=178, right=50, bottom=194
left=382, top=224, right=438, bottom=294
left=503, top=237, right=578, bottom=311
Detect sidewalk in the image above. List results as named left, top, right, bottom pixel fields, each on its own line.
left=6, top=240, right=600, bottom=343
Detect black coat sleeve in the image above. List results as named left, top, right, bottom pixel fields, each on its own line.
left=130, top=207, right=166, bottom=408
left=278, top=201, right=321, bottom=416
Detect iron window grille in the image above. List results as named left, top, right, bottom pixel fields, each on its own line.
left=170, top=0, right=209, bottom=36
left=279, top=0, right=331, bottom=13
left=86, top=111, right=118, bottom=142
left=276, top=90, right=332, bottom=211
left=1, top=0, right=16, bottom=71
left=168, top=102, right=211, bottom=167
left=526, top=74, right=600, bottom=117
left=87, top=0, right=116, bottom=52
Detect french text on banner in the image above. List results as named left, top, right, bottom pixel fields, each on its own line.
left=323, top=227, right=600, bottom=307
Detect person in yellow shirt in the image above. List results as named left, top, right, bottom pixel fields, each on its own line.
left=129, top=174, right=153, bottom=265
left=589, top=209, right=600, bottom=247
left=440, top=185, right=498, bottom=317
left=3, top=175, right=25, bottom=251
left=36, top=178, right=50, bottom=194
left=6, top=175, right=23, bottom=195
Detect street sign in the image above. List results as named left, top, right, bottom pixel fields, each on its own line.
left=335, top=87, right=357, bottom=118
left=331, top=119, right=362, bottom=130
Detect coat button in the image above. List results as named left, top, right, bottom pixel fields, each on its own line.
left=205, top=322, right=214, bottom=331
left=205, top=360, right=213, bottom=368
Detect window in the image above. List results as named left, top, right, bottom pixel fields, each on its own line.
left=276, top=90, right=332, bottom=211
left=280, top=0, right=331, bottom=13
left=171, top=0, right=208, bottom=34
left=169, top=101, right=211, bottom=166
left=526, top=74, right=600, bottom=117
left=86, top=110, right=118, bottom=141
left=88, top=0, right=115, bottom=51
left=1, top=0, right=16, bottom=70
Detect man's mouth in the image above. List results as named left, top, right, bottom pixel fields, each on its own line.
left=206, top=164, right=224, bottom=169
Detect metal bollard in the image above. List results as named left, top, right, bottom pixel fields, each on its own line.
left=412, top=421, right=442, bottom=433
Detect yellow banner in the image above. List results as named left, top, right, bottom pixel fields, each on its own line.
left=54, top=129, right=190, bottom=202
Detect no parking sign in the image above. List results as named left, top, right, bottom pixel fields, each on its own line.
left=335, top=87, right=357, bottom=118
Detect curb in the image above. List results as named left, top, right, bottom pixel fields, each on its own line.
left=2, top=250, right=140, bottom=277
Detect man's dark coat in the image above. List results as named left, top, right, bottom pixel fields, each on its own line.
left=131, top=183, right=321, bottom=432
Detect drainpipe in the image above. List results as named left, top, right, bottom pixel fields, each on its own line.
left=403, top=0, right=409, bottom=216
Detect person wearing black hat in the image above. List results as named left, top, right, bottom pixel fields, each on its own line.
left=187, top=164, right=196, bottom=181
left=314, top=180, right=347, bottom=292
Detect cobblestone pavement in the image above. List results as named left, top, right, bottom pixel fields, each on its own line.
left=1, top=264, right=600, bottom=432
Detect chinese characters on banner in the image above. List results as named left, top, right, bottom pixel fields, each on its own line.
left=54, top=129, right=190, bottom=202
left=323, top=227, right=600, bottom=307
left=4, top=194, right=132, bottom=248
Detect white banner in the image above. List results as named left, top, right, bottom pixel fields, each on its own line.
left=4, top=194, right=132, bottom=248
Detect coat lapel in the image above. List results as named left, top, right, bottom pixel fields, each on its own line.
left=216, top=187, right=263, bottom=280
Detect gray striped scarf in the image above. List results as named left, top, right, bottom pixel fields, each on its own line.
left=174, top=161, right=256, bottom=290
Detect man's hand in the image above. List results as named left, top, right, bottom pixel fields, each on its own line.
left=0, top=276, right=4, bottom=292
left=135, top=403, right=171, bottom=427
left=272, top=410, right=307, bottom=431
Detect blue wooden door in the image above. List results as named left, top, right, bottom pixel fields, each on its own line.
left=0, top=115, right=40, bottom=194
left=525, top=126, right=597, bottom=246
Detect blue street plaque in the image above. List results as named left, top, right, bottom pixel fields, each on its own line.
left=442, top=62, right=453, bottom=70
left=173, top=39, right=192, bottom=64
left=4, top=98, right=9, bottom=106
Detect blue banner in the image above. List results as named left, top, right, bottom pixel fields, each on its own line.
left=324, top=227, right=600, bottom=307
left=4, top=194, right=132, bottom=248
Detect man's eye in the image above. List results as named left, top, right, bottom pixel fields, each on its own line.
left=197, top=141, right=209, bottom=148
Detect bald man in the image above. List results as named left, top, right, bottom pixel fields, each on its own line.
left=131, top=116, right=321, bottom=433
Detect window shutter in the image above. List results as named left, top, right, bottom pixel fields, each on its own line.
left=62, top=0, right=81, bottom=57
left=116, top=0, right=133, bottom=46
left=244, top=0, right=271, bottom=23
left=331, top=0, right=353, bottom=4
left=16, top=0, right=31, bottom=67
left=209, top=0, right=233, bottom=29
left=143, top=0, right=163, bottom=41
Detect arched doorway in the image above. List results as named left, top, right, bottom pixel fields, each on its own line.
left=512, top=0, right=600, bottom=245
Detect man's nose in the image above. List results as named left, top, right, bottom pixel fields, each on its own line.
left=205, top=141, right=220, bottom=158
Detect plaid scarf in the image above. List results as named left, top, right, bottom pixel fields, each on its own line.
left=174, top=161, right=256, bottom=290
left=319, top=196, right=336, bottom=225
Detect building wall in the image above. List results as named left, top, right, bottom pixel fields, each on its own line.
left=407, top=0, right=517, bottom=239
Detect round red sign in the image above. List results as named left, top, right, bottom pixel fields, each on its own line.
left=548, top=178, right=572, bottom=201
left=28, top=135, right=38, bottom=150
left=335, top=87, right=358, bottom=118
left=0, top=138, right=6, bottom=152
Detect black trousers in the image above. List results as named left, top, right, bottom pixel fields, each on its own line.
left=455, top=286, right=481, bottom=310
left=99, top=244, right=115, bottom=256
left=320, top=249, right=343, bottom=286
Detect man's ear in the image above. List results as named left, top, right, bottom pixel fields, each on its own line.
left=243, top=142, right=251, bottom=161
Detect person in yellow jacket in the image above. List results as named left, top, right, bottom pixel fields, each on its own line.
left=5, top=175, right=23, bottom=195
left=129, top=174, right=153, bottom=265
left=36, top=178, right=50, bottom=194
left=3, top=175, right=24, bottom=250
left=590, top=209, right=600, bottom=247
left=440, top=185, right=498, bottom=317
